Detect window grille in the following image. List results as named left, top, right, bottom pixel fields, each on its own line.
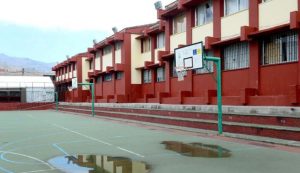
left=173, top=13, right=186, bottom=34
left=143, top=70, right=152, bottom=83
left=104, top=74, right=112, bottom=81
left=223, top=42, right=249, bottom=70
left=103, top=46, right=112, bottom=55
left=157, top=33, right=165, bottom=49
left=195, top=0, right=213, bottom=26
left=115, top=72, right=123, bottom=80
left=156, top=67, right=165, bottom=82
left=224, top=0, right=248, bottom=16
left=261, top=31, right=298, bottom=65
left=142, top=38, right=151, bottom=53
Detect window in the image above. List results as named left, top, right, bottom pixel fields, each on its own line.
left=157, top=32, right=165, bottom=49
left=115, top=42, right=122, bottom=50
left=223, top=42, right=249, bottom=70
left=156, top=67, right=165, bottom=82
left=89, top=61, right=93, bottom=70
left=224, top=0, right=248, bottom=16
left=96, top=76, right=102, bottom=83
left=261, top=31, right=298, bottom=65
left=142, top=38, right=151, bottom=53
left=103, top=46, right=112, bottom=55
left=195, top=0, right=213, bottom=26
left=104, top=73, right=112, bottom=81
left=73, top=63, right=76, bottom=71
left=143, top=70, right=152, bottom=83
left=115, top=72, right=123, bottom=80
left=173, top=13, right=186, bottom=34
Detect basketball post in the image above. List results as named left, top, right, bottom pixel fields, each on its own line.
left=78, top=82, right=95, bottom=117
left=175, top=42, right=223, bottom=135
left=55, top=91, right=58, bottom=111
left=203, top=56, right=223, bottom=135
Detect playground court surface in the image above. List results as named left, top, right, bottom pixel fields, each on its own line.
left=0, top=110, right=300, bottom=173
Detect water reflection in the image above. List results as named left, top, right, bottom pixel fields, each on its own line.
left=161, top=141, right=231, bottom=158
left=49, top=155, right=150, bottom=173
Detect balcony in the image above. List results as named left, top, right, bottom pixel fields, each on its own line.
left=192, top=22, right=213, bottom=45
left=154, top=48, right=165, bottom=63
left=221, top=10, right=249, bottom=40
left=102, top=53, right=113, bottom=71
left=115, top=49, right=122, bottom=64
left=170, top=32, right=186, bottom=52
left=259, top=0, right=298, bottom=30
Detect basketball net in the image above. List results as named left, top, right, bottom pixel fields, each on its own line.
left=175, top=66, right=187, bottom=81
left=67, top=86, right=73, bottom=92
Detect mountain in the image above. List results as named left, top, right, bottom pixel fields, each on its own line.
left=0, top=53, right=55, bottom=75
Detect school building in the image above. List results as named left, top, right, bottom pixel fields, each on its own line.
left=53, top=0, right=300, bottom=106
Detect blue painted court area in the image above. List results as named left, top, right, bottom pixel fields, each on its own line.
left=0, top=110, right=300, bottom=173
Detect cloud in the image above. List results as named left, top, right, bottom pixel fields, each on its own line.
left=0, top=0, right=175, bottom=32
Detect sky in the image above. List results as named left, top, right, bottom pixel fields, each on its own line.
left=0, top=0, right=175, bottom=63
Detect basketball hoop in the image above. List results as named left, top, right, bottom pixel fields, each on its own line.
left=175, top=66, right=187, bottom=81
left=174, top=42, right=204, bottom=82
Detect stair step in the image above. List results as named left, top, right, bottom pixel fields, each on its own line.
left=58, top=106, right=300, bottom=132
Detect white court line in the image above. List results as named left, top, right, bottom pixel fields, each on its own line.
left=117, top=147, right=145, bottom=158
left=52, top=124, right=113, bottom=146
left=0, top=151, right=55, bottom=170
left=20, top=168, right=57, bottom=173
left=52, top=123, right=145, bottom=158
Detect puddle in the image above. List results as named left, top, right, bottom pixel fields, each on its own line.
left=161, top=141, right=231, bottom=158
left=49, top=155, right=150, bottom=173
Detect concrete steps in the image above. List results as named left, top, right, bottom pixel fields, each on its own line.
left=57, top=105, right=300, bottom=142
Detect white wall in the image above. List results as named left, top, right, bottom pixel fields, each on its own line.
left=131, top=34, right=142, bottom=84
left=221, top=10, right=249, bottom=40
left=95, top=51, right=101, bottom=70
left=170, top=32, right=187, bottom=52
left=259, top=0, right=298, bottom=30
left=81, top=58, right=90, bottom=90
left=115, top=49, right=122, bottom=64
left=192, top=22, right=213, bottom=45
left=102, top=53, right=113, bottom=70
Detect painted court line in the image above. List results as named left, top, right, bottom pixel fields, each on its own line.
left=117, top=147, right=145, bottom=158
left=0, top=151, right=54, bottom=168
left=52, top=123, right=145, bottom=158
left=20, top=168, right=57, bottom=173
left=52, top=144, right=69, bottom=156
left=0, top=166, right=13, bottom=173
left=52, top=124, right=113, bottom=146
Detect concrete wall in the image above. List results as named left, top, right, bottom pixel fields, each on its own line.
left=192, top=22, right=213, bottom=44
left=259, top=0, right=298, bottom=30
left=115, top=49, right=122, bottom=64
left=102, top=52, right=113, bottom=70
left=95, top=52, right=101, bottom=70
left=170, top=32, right=186, bottom=52
left=221, top=10, right=249, bottom=40
left=131, top=34, right=142, bottom=84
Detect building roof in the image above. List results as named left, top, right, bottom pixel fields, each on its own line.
left=0, top=76, right=54, bottom=88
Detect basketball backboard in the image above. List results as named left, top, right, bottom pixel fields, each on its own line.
left=174, top=42, right=204, bottom=72
left=72, top=78, right=78, bottom=89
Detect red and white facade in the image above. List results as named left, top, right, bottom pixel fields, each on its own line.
left=52, top=53, right=93, bottom=102
left=53, top=0, right=300, bottom=106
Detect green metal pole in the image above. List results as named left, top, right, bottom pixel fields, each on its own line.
left=216, top=58, right=223, bottom=135
left=204, top=56, right=223, bottom=135
left=78, top=83, right=95, bottom=117
left=91, top=83, right=95, bottom=117
left=55, top=91, right=58, bottom=111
